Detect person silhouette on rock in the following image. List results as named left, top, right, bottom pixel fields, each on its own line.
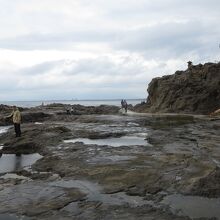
left=7, top=106, right=22, bottom=137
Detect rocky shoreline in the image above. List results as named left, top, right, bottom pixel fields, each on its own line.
left=0, top=104, right=220, bottom=219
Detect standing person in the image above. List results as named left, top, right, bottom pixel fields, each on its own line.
left=124, top=100, right=128, bottom=113
left=7, top=106, right=22, bottom=137
left=121, top=99, right=124, bottom=109
left=70, top=106, right=74, bottom=114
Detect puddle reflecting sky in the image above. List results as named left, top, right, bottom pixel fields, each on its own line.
left=64, top=135, right=148, bottom=147
left=0, top=153, right=43, bottom=173
left=50, top=179, right=151, bottom=207
left=162, top=194, right=220, bottom=219
left=87, top=155, right=136, bottom=164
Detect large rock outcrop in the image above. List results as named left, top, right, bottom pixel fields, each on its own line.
left=138, top=62, right=220, bottom=114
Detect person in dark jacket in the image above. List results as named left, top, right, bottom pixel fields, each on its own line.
left=124, top=100, right=128, bottom=113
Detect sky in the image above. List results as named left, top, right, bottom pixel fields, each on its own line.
left=0, top=0, right=220, bottom=101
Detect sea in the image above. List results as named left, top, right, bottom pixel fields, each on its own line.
left=0, top=99, right=146, bottom=108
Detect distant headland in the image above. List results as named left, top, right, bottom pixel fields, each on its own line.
left=135, top=62, right=220, bottom=114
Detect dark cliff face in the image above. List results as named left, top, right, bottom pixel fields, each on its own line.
left=144, top=62, right=220, bottom=114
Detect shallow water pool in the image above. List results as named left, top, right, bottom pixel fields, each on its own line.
left=50, top=179, right=152, bottom=207
left=0, top=153, right=43, bottom=173
left=64, top=135, right=149, bottom=147
left=162, top=194, right=220, bottom=219
left=0, top=126, right=11, bottom=135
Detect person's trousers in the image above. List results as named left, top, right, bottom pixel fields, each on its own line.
left=14, top=123, right=21, bottom=137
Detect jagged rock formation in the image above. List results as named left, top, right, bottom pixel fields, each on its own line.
left=137, top=62, right=220, bottom=114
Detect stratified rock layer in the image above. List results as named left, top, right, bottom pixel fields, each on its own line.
left=143, top=62, right=220, bottom=114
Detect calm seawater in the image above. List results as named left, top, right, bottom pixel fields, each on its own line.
left=0, top=99, right=145, bottom=108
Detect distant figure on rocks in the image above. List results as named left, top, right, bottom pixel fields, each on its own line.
left=124, top=100, right=128, bottom=113
left=120, top=99, right=128, bottom=113
left=66, top=106, right=75, bottom=115
left=7, top=106, right=22, bottom=137
left=187, top=61, right=193, bottom=69
left=70, top=106, right=75, bottom=114
left=121, top=100, right=124, bottom=109
left=66, top=107, right=71, bottom=114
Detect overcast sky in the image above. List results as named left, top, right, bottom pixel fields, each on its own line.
left=0, top=0, right=220, bottom=101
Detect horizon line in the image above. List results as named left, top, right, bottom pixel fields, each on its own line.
left=0, top=98, right=146, bottom=102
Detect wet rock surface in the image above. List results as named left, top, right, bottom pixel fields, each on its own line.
left=0, top=105, right=220, bottom=219
left=189, top=167, right=220, bottom=198
left=135, top=62, right=220, bottom=114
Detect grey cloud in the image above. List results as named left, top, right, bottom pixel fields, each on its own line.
left=0, top=0, right=219, bottom=63
left=79, top=0, right=220, bottom=28
left=0, top=56, right=151, bottom=98
left=16, top=56, right=145, bottom=79
left=19, top=60, right=64, bottom=75
left=0, top=30, right=116, bottom=50
left=113, top=21, right=220, bottom=60
left=0, top=19, right=219, bottom=63
left=19, top=56, right=147, bottom=80
left=0, top=0, right=220, bottom=100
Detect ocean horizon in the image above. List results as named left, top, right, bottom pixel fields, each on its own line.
left=0, top=98, right=146, bottom=108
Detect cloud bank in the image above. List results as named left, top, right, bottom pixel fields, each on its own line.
left=0, top=0, right=219, bottom=100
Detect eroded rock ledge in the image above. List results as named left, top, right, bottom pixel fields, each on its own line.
left=135, top=62, right=220, bottom=114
